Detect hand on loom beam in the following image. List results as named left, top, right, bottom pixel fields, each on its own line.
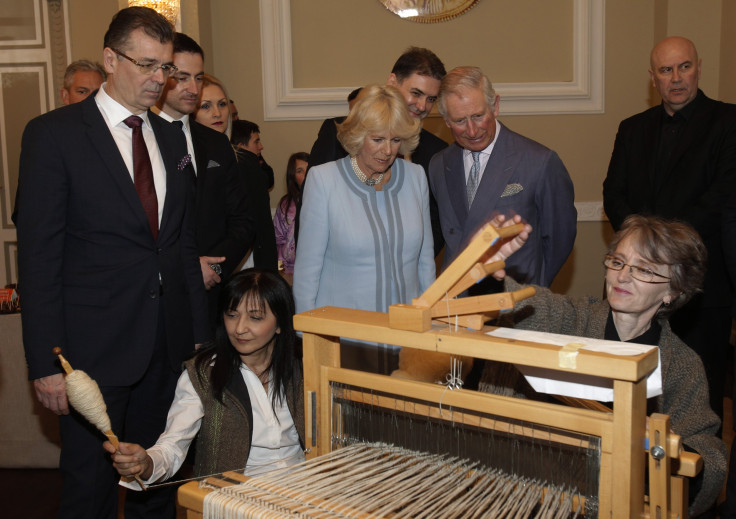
left=486, top=214, right=532, bottom=280
left=103, top=441, right=155, bottom=483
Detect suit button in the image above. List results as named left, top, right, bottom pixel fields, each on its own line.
left=148, top=290, right=157, bottom=298
left=157, top=248, right=162, bottom=254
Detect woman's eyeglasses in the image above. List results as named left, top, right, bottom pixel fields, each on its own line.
left=603, top=255, right=671, bottom=284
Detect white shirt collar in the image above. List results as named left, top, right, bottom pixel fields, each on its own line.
left=95, top=82, right=152, bottom=129
left=154, top=108, right=191, bottom=132
left=464, top=119, right=502, bottom=158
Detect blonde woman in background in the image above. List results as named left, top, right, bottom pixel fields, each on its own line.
left=195, top=73, right=232, bottom=137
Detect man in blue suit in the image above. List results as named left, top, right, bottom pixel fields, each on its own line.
left=429, top=66, right=576, bottom=292
left=16, top=7, right=209, bottom=519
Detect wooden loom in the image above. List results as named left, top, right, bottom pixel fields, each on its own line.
left=178, top=223, right=700, bottom=518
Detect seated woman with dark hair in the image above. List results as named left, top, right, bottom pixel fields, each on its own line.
left=104, top=269, right=304, bottom=484
left=479, top=214, right=727, bottom=517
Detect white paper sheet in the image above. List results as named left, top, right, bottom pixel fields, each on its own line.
left=486, top=328, right=663, bottom=402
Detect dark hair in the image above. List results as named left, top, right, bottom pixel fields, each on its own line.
left=103, top=6, right=174, bottom=51
left=231, top=119, right=260, bottom=147
left=63, top=60, right=106, bottom=89
left=194, top=269, right=297, bottom=407
left=173, top=32, right=204, bottom=59
left=347, top=87, right=362, bottom=103
left=278, top=152, right=309, bottom=215
left=607, top=214, right=707, bottom=316
left=391, top=47, right=446, bottom=82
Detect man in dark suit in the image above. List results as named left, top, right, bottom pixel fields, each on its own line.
left=430, top=66, right=576, bottom=291
left=305, top=47, right=448, bottom=255
left=603, top=36, right=736, bottom=422
left=155, top=32, right=253, bottom=326
left=231, top=119, right=279, bottom=272
left=15, top=8, right=210, bottom=519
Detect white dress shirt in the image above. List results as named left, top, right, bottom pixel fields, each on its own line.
left=120, top=362, right=304, bottom=489
left=463, top=119, right=502, bottom=185
left=95, top=84, right=167, bottom=226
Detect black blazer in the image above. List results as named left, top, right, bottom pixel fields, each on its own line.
left=190, top=121, right=253, bottom=277
left=234, top=148, right=278, bottom=272
left=603, top=91, right=736, bottom=307
left=306, top=118, right=448, bottom=255
left=17, top=95, right=210, bottom=383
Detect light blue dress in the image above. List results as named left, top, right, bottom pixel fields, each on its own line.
left=294, top=156, right=435, bottom=372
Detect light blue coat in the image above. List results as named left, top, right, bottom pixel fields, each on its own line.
left=294, top=156, right=435, bottom=315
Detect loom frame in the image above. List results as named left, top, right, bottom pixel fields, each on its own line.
left=297, top=305, right=654, bottom=519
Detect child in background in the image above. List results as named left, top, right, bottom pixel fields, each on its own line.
left=273, top=152, right=309, bottom=284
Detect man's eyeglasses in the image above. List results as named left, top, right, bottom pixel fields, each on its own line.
left=603, top=255, right=671, bottom=284
left=111, top=48, right=178, bottom=77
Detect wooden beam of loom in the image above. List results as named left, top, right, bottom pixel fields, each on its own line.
left=389, top=222, right=527, bottom=332
left=292, top=305, right=698, bottom=518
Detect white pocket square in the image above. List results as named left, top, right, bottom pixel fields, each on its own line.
left=207, top=159, right=220, bottom=168
left=501, top=183, right=523, bottom=197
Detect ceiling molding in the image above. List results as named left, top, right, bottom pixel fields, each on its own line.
left=259, top=0, right=605, bottom=121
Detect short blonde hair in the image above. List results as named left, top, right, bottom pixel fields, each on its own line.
left=337, top=84, right=420, bottom=157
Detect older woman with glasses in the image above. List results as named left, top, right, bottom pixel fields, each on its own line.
left=476, top=214, right=726, bottom=517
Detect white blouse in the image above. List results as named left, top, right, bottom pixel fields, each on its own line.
left=120, top=363, right=304, bottom=489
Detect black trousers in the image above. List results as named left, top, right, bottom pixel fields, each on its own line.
left=57, top=308, right=180, bottom=519
left=670, top=298, right=731, bottom=422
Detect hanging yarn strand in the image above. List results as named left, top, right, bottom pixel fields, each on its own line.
left=52, top=347, right=146, bottom=491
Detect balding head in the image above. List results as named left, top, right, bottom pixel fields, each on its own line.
left=649, top=36, right=701, bottom=115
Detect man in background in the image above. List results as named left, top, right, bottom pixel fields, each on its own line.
left=231, top=119, right=278, bottom=272
left=60, top=59, right=105, bottom=105
left=16, top=7, right=209, bottom=518
left=603, top=36, right=736, bottom=422
left=155, top=32, right=253, bottom=327
left=430, top=66, right=576, bottom=291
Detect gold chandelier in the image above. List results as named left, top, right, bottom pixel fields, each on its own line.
left=128, top=0, right=180, bottom=26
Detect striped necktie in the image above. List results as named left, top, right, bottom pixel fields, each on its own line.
left=467, top=151, right=481, bottom=208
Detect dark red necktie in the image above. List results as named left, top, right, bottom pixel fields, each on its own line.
left=124, top=115, right=158, bottom=240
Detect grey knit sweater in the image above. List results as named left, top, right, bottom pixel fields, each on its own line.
left=479, top=279, right=727, bottom=516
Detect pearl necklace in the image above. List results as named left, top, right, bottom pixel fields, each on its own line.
left=351, top=156, right=384, bottom=186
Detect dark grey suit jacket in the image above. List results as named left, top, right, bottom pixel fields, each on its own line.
left=429, top=123, right=577, bottom=289
left=17, top=95, right=210, bottom=383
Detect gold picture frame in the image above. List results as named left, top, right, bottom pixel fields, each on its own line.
left=378, top=0, right=481, bottom=23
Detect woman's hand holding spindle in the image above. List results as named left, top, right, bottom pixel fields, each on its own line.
left=103, top=441, right=154, bottom=481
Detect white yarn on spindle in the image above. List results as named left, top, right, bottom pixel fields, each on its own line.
left=65, top=369, right=112, bottom=434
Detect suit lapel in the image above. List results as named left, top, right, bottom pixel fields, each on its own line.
left=81, top=98, right=152, bottom=235
left=444, top=144, right=468, bottom=224
left=190, top=123, right=208, bottom=209
left=150, top=111, right=186, bottom=240
left=461, top=125, right=517, bottom=243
